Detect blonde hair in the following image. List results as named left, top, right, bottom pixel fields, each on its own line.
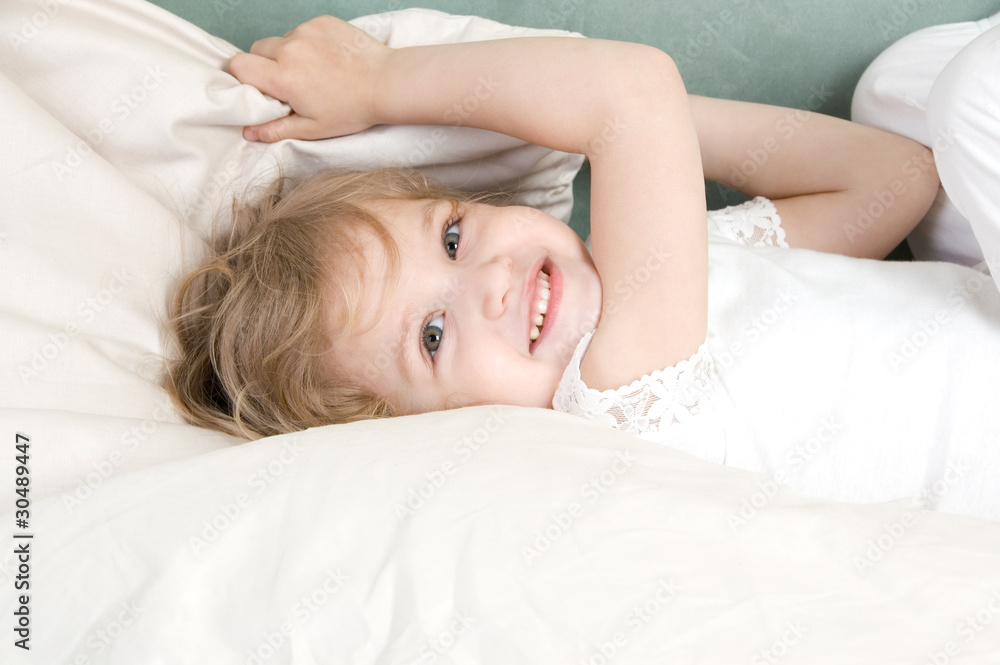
left=165, top=168, right=491, bottom=439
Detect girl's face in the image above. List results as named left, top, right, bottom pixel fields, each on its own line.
left=326, top=199, right=603, bottom=414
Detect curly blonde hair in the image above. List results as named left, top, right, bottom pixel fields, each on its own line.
left=164, top=168, right=489, bottom=439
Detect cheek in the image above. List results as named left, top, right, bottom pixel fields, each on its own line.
left=332, top=334, right=375, bottom=381
left=498, top=358, right=563, bottom=407
left=451, top=346, right=559, bottom=408
left=329, top=334, right=410, bottom=409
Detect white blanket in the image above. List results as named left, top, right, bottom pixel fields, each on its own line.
left=2, top=1, right=1000, bottom=662
left=7, top=407, right=1000, bottom=663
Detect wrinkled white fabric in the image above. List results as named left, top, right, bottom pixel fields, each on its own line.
left=852, top=12, right=1000, bottom=268
left=7, top=406, right=1000, bottom=664
left=928, top=20, right=1000, bottom=292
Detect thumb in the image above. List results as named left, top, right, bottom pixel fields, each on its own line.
left=243, top=113, right=323, bottom=143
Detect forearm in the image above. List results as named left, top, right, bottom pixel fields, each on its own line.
left=690, top=95, right=938, bottom=258
left=372, top=37, right=661, bottom=158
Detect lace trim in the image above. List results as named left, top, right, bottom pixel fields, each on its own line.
left=552, top=197, right=781, bottom=438
left=709, top=196, right=788, bottom=248
left=552, top=331, right=716, bottom=437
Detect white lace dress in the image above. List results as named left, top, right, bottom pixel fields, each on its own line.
left=554, top=197, right=1000, bottom=521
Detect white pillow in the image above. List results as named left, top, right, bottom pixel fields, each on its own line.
left=850, top=17, right=993, bottom=267
left=0, top=0, right=584, bottom=528
left=0, top=0, right=582, bottom=421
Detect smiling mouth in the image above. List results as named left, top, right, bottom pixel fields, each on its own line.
left=529, top=268, right=551, bottom=342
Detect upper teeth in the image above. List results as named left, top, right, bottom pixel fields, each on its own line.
left=530, top=270, right=551, bottom=342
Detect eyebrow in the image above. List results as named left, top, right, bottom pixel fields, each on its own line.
left=394, top=200, right=443, bottom=387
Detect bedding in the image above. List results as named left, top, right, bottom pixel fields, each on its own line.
left=7, top=407, right=1000, bottom=663
left=2, top=0, right=1000, bottom=662
left=0, top=0, right=583, bottom=501
left=852, top=13, right=1000, bottom=271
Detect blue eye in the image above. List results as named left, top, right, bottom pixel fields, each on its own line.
left=422, top=315, right=444, bottom=357
left=443, top=219, right=461, bottom=260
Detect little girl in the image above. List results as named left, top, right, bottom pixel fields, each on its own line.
left=168, top=16, right=1000, bottom=520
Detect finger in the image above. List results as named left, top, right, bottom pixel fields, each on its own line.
left=244, top=114, right=325, bottom=143
left=229, top=52, right=285, bottom=98
left=247, top=36, right=286, bottom=59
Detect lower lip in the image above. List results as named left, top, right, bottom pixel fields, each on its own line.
left=530, top=260, right=560, bottom=353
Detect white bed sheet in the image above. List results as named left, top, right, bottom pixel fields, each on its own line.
left=6, top=407, right=1000, bottom=663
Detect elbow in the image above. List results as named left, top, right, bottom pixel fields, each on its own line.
left=846, top=135, right=940, bottom=259
left=910, top=143, right=941, bottom=220
left=638, top=44, right=680, bottom=75
left=895, top=139, right=940, bottom=239
left=615, top=43, right=685, bottom=104
left=640, top=45, right=684, bottom=92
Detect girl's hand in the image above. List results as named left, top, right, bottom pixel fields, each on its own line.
left=229, top=16, right=391, bottom=142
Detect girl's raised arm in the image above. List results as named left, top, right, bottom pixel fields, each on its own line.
left=690, top=96, right=938, bottom=259
left=231, top=16, right=708, bottom=390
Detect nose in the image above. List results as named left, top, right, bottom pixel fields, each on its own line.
left=470, top=255, right=512, bottom=320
